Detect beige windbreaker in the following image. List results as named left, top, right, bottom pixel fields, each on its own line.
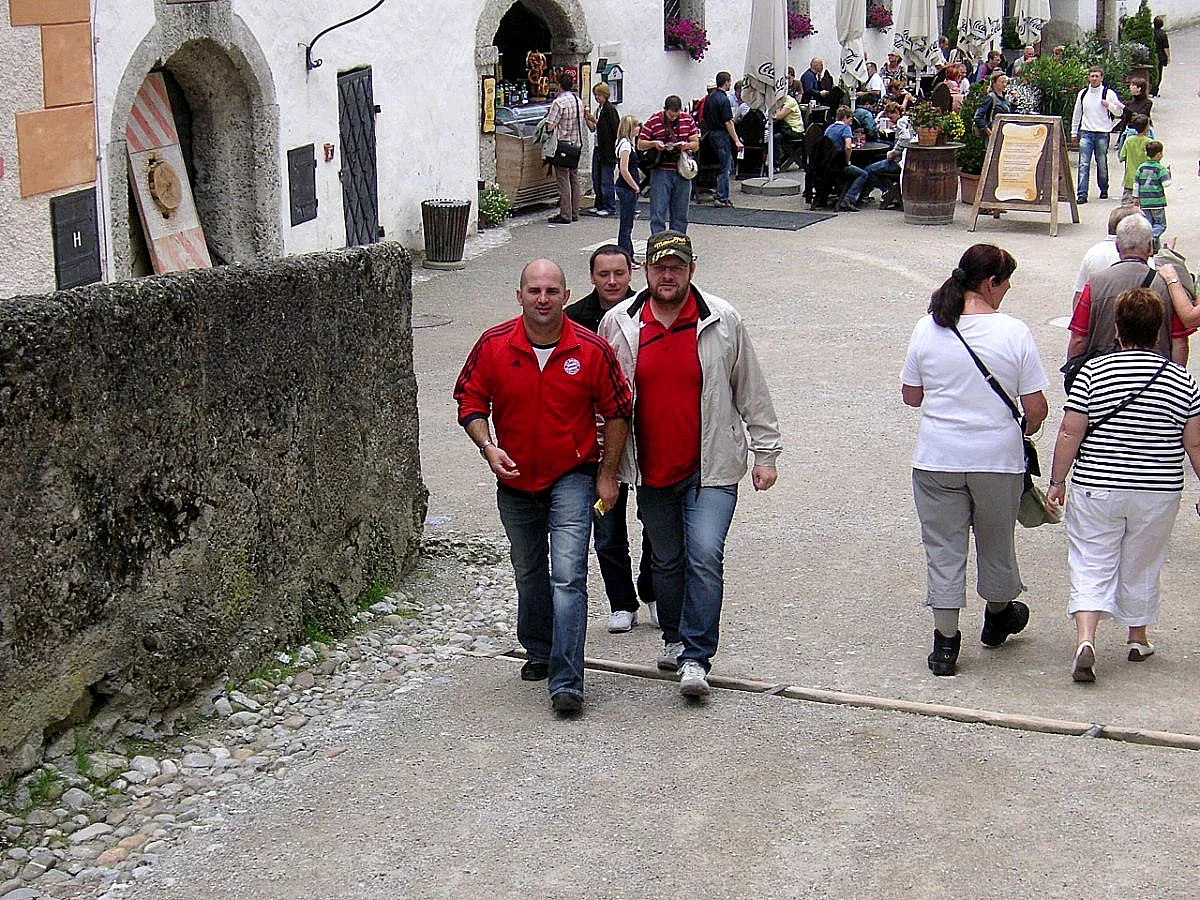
left=598, top=286, right=782, bottom=487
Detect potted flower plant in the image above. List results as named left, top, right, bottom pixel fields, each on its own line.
left=909, top=102, right=943, bottom=145
left=788, top=11, right=817, bottom=46
left=955, top=82, right=988, bottom=202
left=665, top=17, right=710, bottom=62
left=478, top=183, right=510, bottom=228
left=866, top=2, right=893, bottom=31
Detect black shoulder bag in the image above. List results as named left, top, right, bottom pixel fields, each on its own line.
left=1060, top=266, right=1157, bottom=392
left=548, top=95, right=583, bottom=169
left=951, top=325, right=1059, bottom=528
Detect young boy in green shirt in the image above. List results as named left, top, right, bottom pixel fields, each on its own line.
left=1134, top=139, right=1171, bottom=250
left=1118, top=113, right=1151, bottom=203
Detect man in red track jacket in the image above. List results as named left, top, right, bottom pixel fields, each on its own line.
left=454, top=258, right=631, bottom=715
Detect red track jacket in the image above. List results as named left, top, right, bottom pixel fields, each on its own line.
left=454, top=315, right=632, bottom=493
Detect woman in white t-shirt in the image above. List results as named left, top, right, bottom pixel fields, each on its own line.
left=901, top=244, right=1050, bottom=677
left=1046, top=288, right=1200, bottom=683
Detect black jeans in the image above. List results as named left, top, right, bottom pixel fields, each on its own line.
left=592, top=483, right=656, bottom=613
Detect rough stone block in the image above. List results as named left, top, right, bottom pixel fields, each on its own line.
left=0, top=244, right=426, bottom=781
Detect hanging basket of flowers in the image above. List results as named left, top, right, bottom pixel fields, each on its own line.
left=787, top=12, right=817, bottom=46
left=866, top=2, right=893, bottom=32
left=665, top=17, right=710, bottom=62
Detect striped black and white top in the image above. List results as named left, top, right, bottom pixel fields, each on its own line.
left=1066, top=349, right=1200, bottom=492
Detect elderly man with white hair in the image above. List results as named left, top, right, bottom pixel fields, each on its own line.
left=1065, top=215, right=1191, bottom=382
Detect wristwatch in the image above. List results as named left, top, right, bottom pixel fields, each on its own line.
left=479, top=439, right=494, bottom=456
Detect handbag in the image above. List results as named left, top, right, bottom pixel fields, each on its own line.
left=1060, top=268, right=1157, bottom=392
left=676, top=151, right=698, bottom=180
left=546, top=96, right=583, bottom=169
left=951, top=326, right=1060, bottom=528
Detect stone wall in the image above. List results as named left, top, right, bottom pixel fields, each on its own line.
left=0, top=243, right=427, bottom=782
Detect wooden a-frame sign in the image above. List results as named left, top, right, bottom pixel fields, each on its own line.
left=968, top=114, right=1079, bottom=236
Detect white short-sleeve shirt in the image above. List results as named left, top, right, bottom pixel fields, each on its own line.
left=902, top=313, right=1050, bottom=473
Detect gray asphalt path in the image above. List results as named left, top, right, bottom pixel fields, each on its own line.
left=136, top=30, right=1200, bottom=897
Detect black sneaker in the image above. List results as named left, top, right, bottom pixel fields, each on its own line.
left=927, top=629, right=961, bottom=676
left=520, top=659, right=549, bottom=681
left=1099, top=190, right=1108, bottom=199
left=980, top=600, right=1030, bottom=647
left=550, top=692, right=582, bottom=714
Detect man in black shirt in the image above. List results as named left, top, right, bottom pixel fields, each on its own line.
left=702, top=71, right=743, bottom=207
left=1153, top=16, right=1169, bottom=96
left=563, top=245, right=658, bottom=632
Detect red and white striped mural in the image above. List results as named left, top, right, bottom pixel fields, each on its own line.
left=125, top=72, right=211, bottom=274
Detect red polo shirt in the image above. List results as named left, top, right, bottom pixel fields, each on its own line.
left=635, top=291, right=701, bottom=487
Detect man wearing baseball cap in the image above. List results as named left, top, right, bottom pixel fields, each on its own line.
left=599, top=232, right=782, bottom=698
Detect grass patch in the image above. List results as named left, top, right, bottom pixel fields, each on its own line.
left=73, top=729, right=96, bottom=778
left=24, top=770, right=65, bottom=810
left=356, top=575, right=390, bottom=611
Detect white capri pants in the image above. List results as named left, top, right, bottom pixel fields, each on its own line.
left=1066, top=484, right=1181, bottom=626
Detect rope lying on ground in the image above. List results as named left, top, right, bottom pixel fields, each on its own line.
left=474, top=649, right=1200, bottom=752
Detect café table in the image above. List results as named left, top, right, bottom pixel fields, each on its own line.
left=850, top=141, right=890, bottom=166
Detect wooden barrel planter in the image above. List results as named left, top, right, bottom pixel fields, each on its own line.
left=903, top=142, right=963, bottom=225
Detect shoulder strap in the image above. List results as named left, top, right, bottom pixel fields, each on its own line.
left=950, top=325, right=1023, bottom=426
left=1085, top=356, right=1171, bottom=436
left=1142, top=266, right=1157, bottom=288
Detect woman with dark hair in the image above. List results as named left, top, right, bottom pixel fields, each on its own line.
left=1115, top=76, right=1153, bottom=149
left=901, top=245, right=1050, bottom=676
left=1046, top=288, right=1200, bottom=683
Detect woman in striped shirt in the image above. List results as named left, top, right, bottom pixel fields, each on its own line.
left=1047, top=288, right=1200, bottom=683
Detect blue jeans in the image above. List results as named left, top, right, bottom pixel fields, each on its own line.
left=843, top=164, right=869, bottom=203
left=591, top=154, right=616, bottom=213
left=591, top=483, right=655, bottom=612
left=1077, top=130, right=1110, bottom=200
left=637, top=472, right=738, bottom=671
left=711, top=130, right=733, bottom=201
left=616, top=181, right=638, bottom=260
left=862, top=157, right=899, bottom=195
left=649, top=168, right=691, bottom=234
left=1143, top=207, right=1166, bottom=249
left=496, top=471, right=594, bottom=699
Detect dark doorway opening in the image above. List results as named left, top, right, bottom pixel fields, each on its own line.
left=494, top=2, right=553, bottom=82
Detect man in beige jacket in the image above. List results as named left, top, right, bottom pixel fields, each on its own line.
left=599, top=231, right=781, bottom=698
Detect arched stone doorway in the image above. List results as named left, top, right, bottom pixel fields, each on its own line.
left=475, top=0, right=592, bottom=183
left=108, top=2, right=281, bottom=279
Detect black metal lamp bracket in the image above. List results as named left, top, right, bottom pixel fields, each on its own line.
left=305, top=0, right=389, bottom=71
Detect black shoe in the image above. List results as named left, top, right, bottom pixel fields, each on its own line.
left=980, top=600, right=1030, bottom=647
left=1076, top=197, right=1088, bottom=204
left=1099, top=191, right=1108, bottom=199
left=836, top=200, right=861, bottom=212
left=520, top=659, right=549, bottom=681
left=550, top=691, right=582, bottom=714
left=927, top=629, right=961, bottom=676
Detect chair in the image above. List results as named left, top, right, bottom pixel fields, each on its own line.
left=735, top=108, right=767, bottom=176
left=825, top=86, right=845, bottom=114
left=802, top=123, right=826, bottom=203
left=774, top=123, right=806, bottom=173
left=929, top=82, right=953, bottom=113
left=806, top=134, right=849, bottom=209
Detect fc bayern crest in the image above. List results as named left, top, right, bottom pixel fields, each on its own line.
left=563, top=357, right=581, bottom=375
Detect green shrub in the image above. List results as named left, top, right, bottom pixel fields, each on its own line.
left=956, top=82, right=989, bottom=174
left=478, top=183, right=510, bottom=227
left=1023, top=55, right=1090, bottom=122
left=1002, top=18, right=1021, bottom=50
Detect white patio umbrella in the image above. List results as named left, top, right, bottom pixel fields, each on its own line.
left=957, top=0, right=1003, bottom=61
left=1014, top=0, right=1051, bottom=46
left=742, top=0, right=789, bottom=181
left=837, top=0, right=868, bottom=89
left=892, top=0, right=940, bottom=73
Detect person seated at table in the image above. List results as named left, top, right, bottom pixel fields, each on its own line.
left=943, top=63, right=968, bottom=111
left=857, top=61, right=884, bottom=110
left=825, top=106, right=869, bottom=212
left=852, top=105, right=879, bottom=141
left=880, top=51, right=908, bottom=91
left=1009, top=45, right=1037, bottom=76
left=976, top=50, right=1006, bottom=84
left=860, top=103, right=915, bottom=209
left=772, top=91, right=806, bottom=170
left=885, top=78, right=916, bottom=114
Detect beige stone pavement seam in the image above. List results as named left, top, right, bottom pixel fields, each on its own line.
left=469, top=649, right=1200, bottom=753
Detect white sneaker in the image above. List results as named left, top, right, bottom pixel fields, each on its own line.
left=607, top=610, right=636, bottom=633
left=678, top=660, right=710, bottom=697
left=646, top=601, right=660, bottom=628
left=657, top=641, right=683, bottom=671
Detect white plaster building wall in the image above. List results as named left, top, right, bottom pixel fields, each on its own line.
left=1118, top=0, right=1200, bottom=30
left=0, top=4, right=73, bottom=298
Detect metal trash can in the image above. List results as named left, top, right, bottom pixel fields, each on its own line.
left=421, top=199, right=472, bottom=270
